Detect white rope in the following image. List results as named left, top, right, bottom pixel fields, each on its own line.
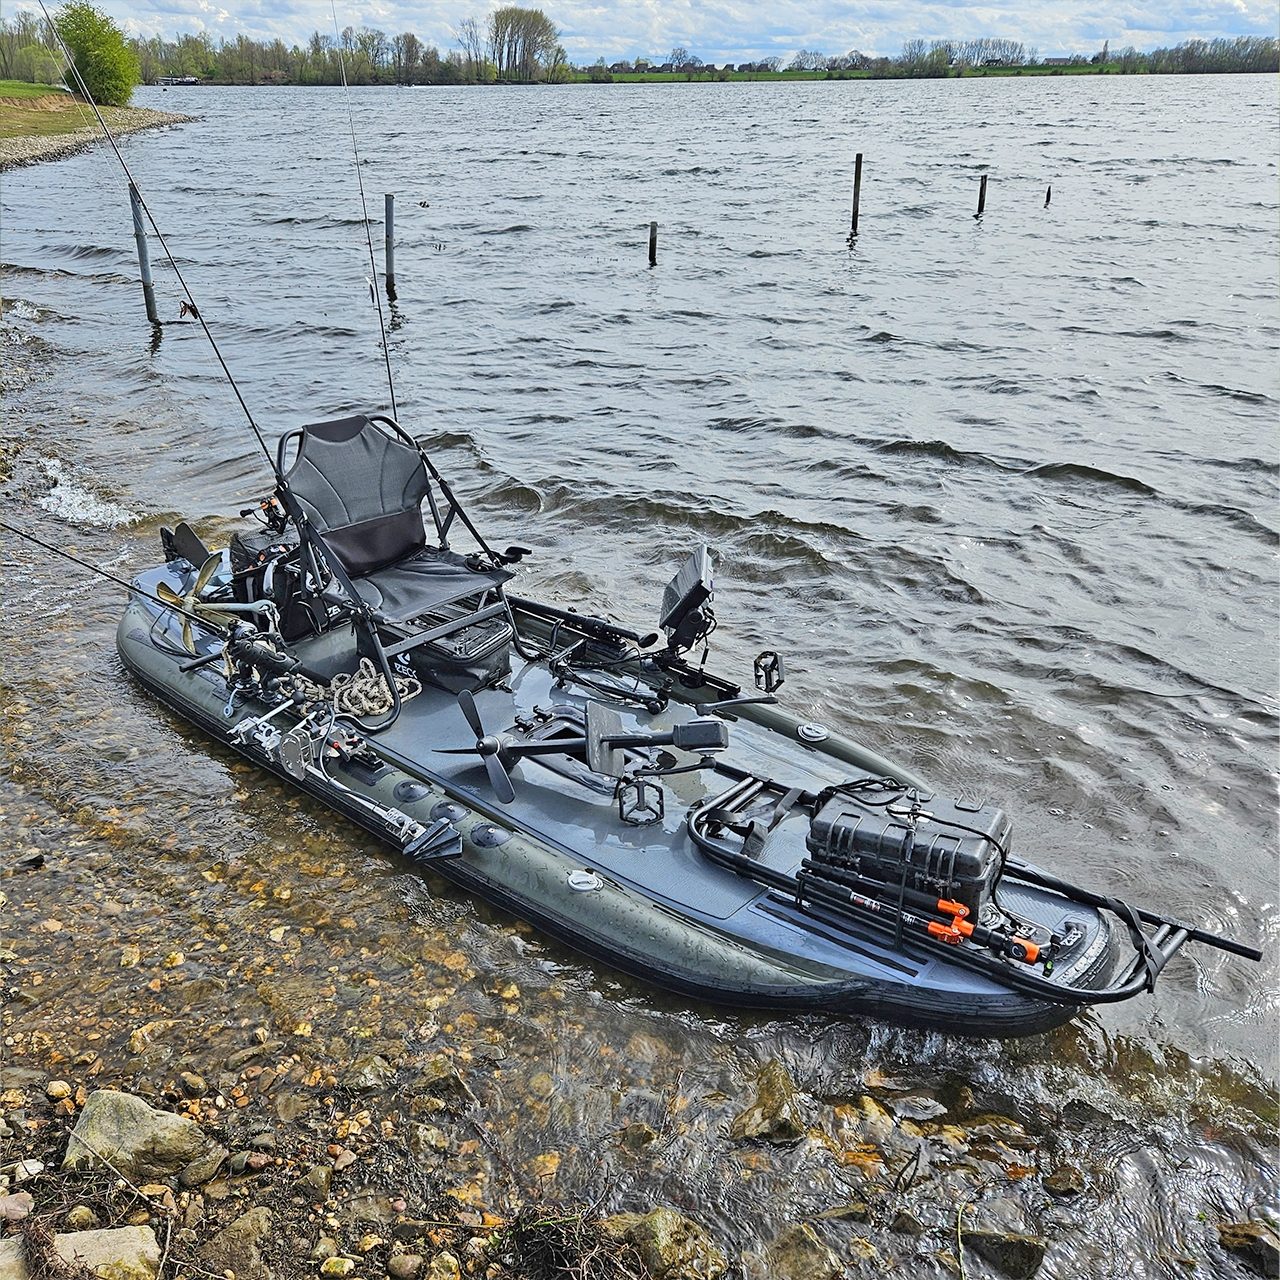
left=303, top=657, right=421, bottom=717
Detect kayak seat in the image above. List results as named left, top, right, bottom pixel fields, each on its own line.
left=280, top=414, right=511, bottom=626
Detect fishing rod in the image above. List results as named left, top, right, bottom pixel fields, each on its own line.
left=0, top=520, right=228, bottom=637
left=330, top=2, right=399, bottom=419
left=34, top=0, right=275, bottom=474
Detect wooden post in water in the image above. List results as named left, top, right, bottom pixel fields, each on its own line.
left=384, top=193, right=397, bottom=300
left=849, top=152, right=863, bottom=239
left=1044, top=185, right=1052, bottom=207
left=127, top=181, right=159, bottom=325
left=976, top=173, right=988, bottom=218
left=648, top=220, right=657, bottom=267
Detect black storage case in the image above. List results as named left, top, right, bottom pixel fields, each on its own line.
left=806, top=791, right=1010, bottom=917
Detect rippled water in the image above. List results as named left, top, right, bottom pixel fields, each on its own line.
left=2, top=76, right=1277, bottom=1271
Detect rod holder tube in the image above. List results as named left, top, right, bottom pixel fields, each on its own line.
left=384, top=192, right=396, bottom=300
left=850, top=152, right=863, bottom=238
left=648, top=220, right=657, bottom=267
left=128, top=181, right=159, bottom=324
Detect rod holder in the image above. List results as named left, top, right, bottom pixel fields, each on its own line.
left=128, top=181, right=159, bottom=325
left=384, top=192, right=396, bottom=300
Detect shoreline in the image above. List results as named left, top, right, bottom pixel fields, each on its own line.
left=0, top=106, right=194, bottom=172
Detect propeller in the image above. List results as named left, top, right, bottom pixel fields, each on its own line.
left=436, top=688, right=517, bottom=804
left=154, top=552, right=232, bottom=653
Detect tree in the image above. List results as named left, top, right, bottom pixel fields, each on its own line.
left=55, top=2, right=138, bottom=104
left=669, top=46, right=692, bottom=67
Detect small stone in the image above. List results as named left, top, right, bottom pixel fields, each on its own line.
left=310, top=1236, right=339, bottom=1260
left=249, top=1131, right=276, bottom=1151
left=818, top=1201, right=871, bottom=1222
left=0, top=1191, right=34, bottom=1222
left=766, top=1223, right=842, bottom=1280
left=179, top=1143, right=229, bottom=1188
left=358, top=1234, right=385, bottom=1253
left=348, top=1053, right=394, bottom=1092
left=603, top=1207, right=727, bottom=1279
left=425, top=1253, right=461, bottom=1280
left=1217, top=1221, right=1280, bottom=1278
left=198, top=1207, right=273, bottom=1280
left=333, top=1148, right=357, bottom=1171
left=619, top=1120, right=658, bottom=1153
left=2, top=1158, right=43, bottom=1182
left=961, top=1229, right=1047, bottom=1280
left=0, top=1225, right=160, bottom=1277
left=728, top=1060, right=805, bottom=1144
left=387, top=1256, right=422, bottom=1280
left=320, top=1258, right=356, bottom=1277
left=1043, top=1163, right=1086, bottom=1197
left=46, top=1079, right=73, bottom=1101
left=179, top=1072, right=208, bottom=1098
left=298, top=1164, right=333, bottom=1199
left=890, top=1209, right=926, bottom=1236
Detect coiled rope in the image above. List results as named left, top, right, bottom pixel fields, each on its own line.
left=302, top=658, right=421, bottom=718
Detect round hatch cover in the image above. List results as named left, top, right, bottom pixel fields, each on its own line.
left=568, top=870, right=603, bottom=892
left=797, top=722, right=829, bottom=743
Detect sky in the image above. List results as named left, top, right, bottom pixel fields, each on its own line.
left=17, top=0, right=1280, bottom=61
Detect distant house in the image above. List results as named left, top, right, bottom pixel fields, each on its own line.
left=609, top=62, right=630, bottom=73
left=1042, top=56, right=1072, bottom=66
left=656, top=63, right=674, bottom=73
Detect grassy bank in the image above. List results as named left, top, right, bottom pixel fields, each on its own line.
left=0, top=80, right=193, bottom=169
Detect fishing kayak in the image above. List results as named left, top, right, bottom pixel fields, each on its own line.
left=105, top=416, right=1256, bottom=1039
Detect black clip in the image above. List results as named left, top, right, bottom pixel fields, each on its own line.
left=618, top=776, right=664, bottom=826
left=754, top=650, right=785, bottom=693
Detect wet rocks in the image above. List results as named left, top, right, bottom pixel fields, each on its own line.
left=348, top=1053, right=395, bottom=1092
left=603, top=1206, right=728, bottom=1279
left=0, top=1225, right=160, bottom=1280
left=1218, top=1221, right=1280, bottom=1278
left=425, top=1253, right=461, bottom=1280
left=178, top=1142, right=228, bottom=1188
left=198, top=1206, right=273, bottom=1280
left=766, top=1223, right=843, bottom=1280
left=729, top=1060, right=805, bottom=1144
left=63, top=1089, right=210, bottom=1182
left=960, top=1229, right=1047, bottom=1279
left=298, top=1163, right=333, bottom=1199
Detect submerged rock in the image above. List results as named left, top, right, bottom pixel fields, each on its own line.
left=63, top=1090, right=209, bottom=1182
left=960, top=1229, right=1047, bottom=1279
left=1043, top=1163, right=1086, bottom=1197
left=1218, top=1221, right=1280, bottom=1278
left=728, top=1060, right=805, bottom=1144
left=348, top=1053, right=395, bottom=1092
left=603, top=1206, right=728, bottom=1279
left=0, top=1225, right=160, bottom=1280
left=766, top=1223, right=842, bottom=1280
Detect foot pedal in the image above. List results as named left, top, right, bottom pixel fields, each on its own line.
left=618, top=776, right=664, bottom=826
left=404, top=818, right=463, bottom=862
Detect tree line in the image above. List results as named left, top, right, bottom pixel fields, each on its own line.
left=1, top=7, right=1275, bottom=92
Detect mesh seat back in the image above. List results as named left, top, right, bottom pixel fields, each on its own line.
left=284, top=415, right=430, bottom=577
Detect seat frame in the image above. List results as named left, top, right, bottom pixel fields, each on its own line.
left=273, top=414, right=517, bottom=684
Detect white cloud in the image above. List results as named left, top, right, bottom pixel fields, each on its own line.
left=16, top=0, right=1277, bottom=56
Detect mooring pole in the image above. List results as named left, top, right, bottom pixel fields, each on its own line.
left=849, top=152, right=863, bottom=239
left=127, top=181, right=158, bottom=325
left=648, top=220, right=657, bottom=267
left=384, top=193, right=396, bottom=300
left=1044, top=185, right=1052, bottom=207
left=976, top=173, right=988, bottom=218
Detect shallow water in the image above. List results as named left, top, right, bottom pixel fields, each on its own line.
left=1, top=75, right=1277, bottom=1272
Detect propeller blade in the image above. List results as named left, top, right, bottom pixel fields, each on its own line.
left=193, top=552, right=222, bottom=596
left=432, top=748, right=482, bottom=755
left=181, top=618, right=195, bottom=654
left=483, top=751, right=516, bottom=805
left=155, top=581, right=184, bottom=607
left=456, top=688, right=486, bottom=741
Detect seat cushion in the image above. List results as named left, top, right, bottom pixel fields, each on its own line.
left=352, top=547, right=513, bottom=624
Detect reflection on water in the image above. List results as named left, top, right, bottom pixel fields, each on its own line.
left=1, top=73, right=1277, bottom=1271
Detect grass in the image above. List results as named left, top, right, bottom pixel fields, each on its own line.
left=0, top=79, right=68, bottom=98
left=0, top=89, right=146, bottom=143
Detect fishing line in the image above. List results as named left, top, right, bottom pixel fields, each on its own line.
left=0, top=519, right=227, bottom=636
left=329, top=4, right=399, bottom=420
left=34, top=0, right=275, bottom=474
